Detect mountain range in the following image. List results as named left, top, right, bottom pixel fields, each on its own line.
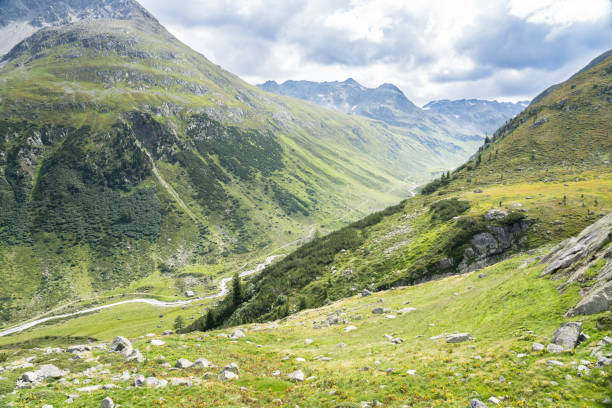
left=258, top=79, right=528, bottom=139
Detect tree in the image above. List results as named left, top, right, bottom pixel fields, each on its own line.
left=174, top=315, right=184, bottom=331
left=484, top=136, right=491, bottom=144
left=232, top=273, right=243, bottom=306
left=205, top=310, right=215, bottom=330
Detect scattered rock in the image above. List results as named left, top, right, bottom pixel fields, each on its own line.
left=547, top=344, right=565, bottom=354
left=150, top=339, right=165, bottom=346
left=551, top=322, right=583, bottom=349
left=176, top=359, right=193, bottom=369
left=133, top=375, right=145, bottom=387
left=126, top=349, right=144, bottom=363
left=371, top=307, right=384, bottom=314
left=487, top=396, right=501, bottom=405
left=100, top=397, right=114, bottom=408
left=362, top=289, right=372, bottom=297
left=484, top=209, right=507, bottom=221
left=532, top=342, right=545, bottom=352
left=288, top=369, right=305, bottom=382
left=470, top=399, right=487, bottom=408
left=344, top=325, right=357, bottom=333
left=230, top=329, right=246, bottom=339
left=446, top=333, right=474, bottom=343
left=304, top=339, right=313, bottom=345
left=547, top=360, right=564, bottom=367
left=192, top=358, right=211, bottom=368
left=110, top=336, right=133, bottom=357
left=219, top=363, right=239, bottom=381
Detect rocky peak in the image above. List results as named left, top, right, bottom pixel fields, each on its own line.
left=0, top=0, right=156, bottom=56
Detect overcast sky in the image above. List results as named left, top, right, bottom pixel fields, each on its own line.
left=139, top=0, right=612, bottom=106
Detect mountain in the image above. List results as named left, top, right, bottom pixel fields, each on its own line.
left=197, top=49, right=612, bottom=330
left=0, top=0, right=481, bottom=323
left=423, top=98, right=529, bottom=136
left=0, top=0, right=154, bottom=56
left=258, top=79, right=527, bottom=139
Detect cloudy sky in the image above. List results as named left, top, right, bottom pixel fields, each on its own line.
left=139, top=0, right=612, bottom=105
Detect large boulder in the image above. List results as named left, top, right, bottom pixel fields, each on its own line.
left=100, top=397, right=114, bottom=408
left=551, top=322, right=583, bottom=349
left=230, top=329, right=245, bottom=339
left=110, top=336, right=133, bottom=357
left=569, top=280, right=612, bottom=316
left=176, top=358, right=193, bottom=369
left=446, top=333, right=474, bottom=343
left=288, top=369, right=305, bottom=382
left=484, top=209, right=507, bottom=221
left=218, top=363, right=239, bottom=381
left=470, top=399, right=487, bottom=408
left=125, top=349, right=144, bottom=363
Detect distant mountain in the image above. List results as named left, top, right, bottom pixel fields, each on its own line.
left=258, top=79, right=528, bottom=138
left=0, top=0, right=154, bottom=55
left=423, top=99, right=529, bottom=136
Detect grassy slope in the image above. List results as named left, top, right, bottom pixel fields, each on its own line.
left=0, top=17, right=481, bottom=324
left=0, top=253, right=609, bottom=407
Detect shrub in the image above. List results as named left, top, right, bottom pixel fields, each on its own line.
left=430, top=198, right=470, bottom=221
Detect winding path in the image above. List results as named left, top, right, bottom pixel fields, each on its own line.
left=0, top=256, right=278, bottom=338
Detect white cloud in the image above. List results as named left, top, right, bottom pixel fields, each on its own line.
left=139, top=0, right=612, bottom=105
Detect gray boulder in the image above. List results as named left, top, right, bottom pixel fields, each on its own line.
left=546, top=344, right=565, bottom=354
left=532, top=342, right=545, bottom=352
left=218, top=363, right=239, bottom=381
left=484, top=209, right=507, bottom=221
left=446, top=333, right=474, bottom=343
left=230, top=329, right=245, bottom=339
left=110, top=336, right=133, bottom=357
left=362, top=289, right=372, bottom=297
left=176, top=358, right=193, bottom=369
left=470, top=399, right=487, bottom=408
left=133, top=375, right=145, bottom=387
left=569, top=280, right=612, bottom=316
left=371, top=307, right=384, bottom=314
left=37, top=364, right=63, bottom=379
left=192, top=358, right=211, bottom=368
left=288, top=369, right=305, bottom=382
left=100, top=397, right=114, bottom=408
left=125, top=349, right=144, bottom=363
left=551, top=322, right=583, bottom=349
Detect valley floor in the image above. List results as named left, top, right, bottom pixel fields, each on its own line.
left=0, top=251, right=609, bottom=407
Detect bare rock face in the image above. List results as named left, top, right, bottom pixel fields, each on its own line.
left=110, top=336, right=133, bottom=357
left=540, top=212, right=612, bottom=316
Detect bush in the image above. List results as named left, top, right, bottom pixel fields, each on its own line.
left=430, top=198, right=470, bottom=221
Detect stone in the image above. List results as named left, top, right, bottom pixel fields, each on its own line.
left=470, top=399, right=487, bottom=408
left=362, top=289, right=372, bottom=297
left=133, top=375, right=145, bottom=387
left=487, top=396, right=501, bottom=405
left=171, top=378, right=193, bottom=386
left=150, top=339, right=165, bottom=346
left=125, top=349, right=144, bottom=363
left=185, top=290, right=195, bottom=297
left=144, top=377, right=161, bottom=387
left=110, top=336, right=133, bottom=357
left=67, top=345, right=91, bottom=353
left=371, top=307, right=384, bottom=314
left=344, top=325, right=357, bottom=332
left=295, top=357, right=306, bottom=362
left=218, top=369, right=239, bottom=381
left=100, top=397, right=114, bottom=408
left=337, top=342, right=346, bottom=348
left=532, top=342, right=545, bottom=352
left=484, top=209, right=507, bottom=221
left=569, top=281, right=612, bottom=316
left=399, top=307, right=416, bottom=314
left=551, top=322, right=583, bottom=349
left=288, top=369, right=305, bottom=382
left=21, top=371, right=38, bottom=382
left=478, top=273, right=486, bottom=279
left=37, top=364, right=63, bottom=379
left=192, top=358, right=211, bottom=368
left=176, top=358, right=193, bottom=369
left=446, top=333, right=474, bottom=343
left=162, top=330, right=173, bottom=335
left=230, top=329, right=246, bottom=339
left=304, top=339, right=313, bottom=345
left=547, top=360, right=564, bottom=367
left=547, top=344, right=565, bottom=354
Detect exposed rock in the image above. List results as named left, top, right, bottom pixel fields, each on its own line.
left=125, top=349, right=144, bottom=363
left=399, top=307, right=416, bottom=314
left=185, top=290, right=195, bottom=297
left=484, top=209, right=507, bottom=221
left=546, top=344, right=565, bottom=354
left=100, top=397, right=114, bottom=408
left=446, top=333, right=474, bottom=343
left=171, top=378, right=193, bottom=386
left=133, top=375, right=145, bottom=387
left=344, top=325, right=357, bottom=332
left=192, top=358, right=211, bottom=368
left=532, top=342, right=545, bottom=352
left=551, top=322, right=583, bottom=349
left=362, top=289, right=372, bottom=297
left=162, top=330, right=173, bottom=335
left=487, top=396, right=501, bottom=405
left=547, top=360, right=564, bottom=367
left=230, top=329, right=246, bottom=339
left=218, top=363, right=239, bottom=381
left=37, top=364, right=64, bottom=380
left=67, top=345, right=91, bottom=353
left=569, top=280, right=612, bottom=316
left=470, top=399, right=488, bottom=408
left=150, top=339, right=165, bottom=346
left=288, top=369, right=305, bottom=382
left=371, top=307, right=384, bottom=314
left=176, top=358, right=193, bottom=369
left=110, top=336, right=133, bottom=357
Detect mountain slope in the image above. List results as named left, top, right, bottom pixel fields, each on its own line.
left=197, top=49, right=612, bottom=330
left=258, top=79, right=526, bottom=140
left=0, top=1, right=480, bottom=323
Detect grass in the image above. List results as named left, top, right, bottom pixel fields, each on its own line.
left=0, top=253, right=609, bottom=407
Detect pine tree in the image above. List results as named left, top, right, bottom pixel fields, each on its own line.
left=205, top=310, right=215, bottom=330
left=232, top=273, right=243, bottom=306
left=173, top=315, right=184, bottom=331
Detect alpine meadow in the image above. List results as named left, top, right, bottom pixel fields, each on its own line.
left=0, top=1, right=610, bottom=407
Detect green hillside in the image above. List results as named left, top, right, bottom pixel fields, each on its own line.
left=194, top=49, right=612, bottom=330
left=0, top=14, right=480, bottom=324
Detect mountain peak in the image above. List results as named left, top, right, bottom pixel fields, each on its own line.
left=0, top=0, right=156, bottom=55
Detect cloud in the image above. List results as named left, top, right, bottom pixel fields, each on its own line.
left=138, top=0, right=612, bottom=105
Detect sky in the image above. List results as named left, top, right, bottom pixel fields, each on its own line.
left=139, top=0, right=612, bottom=106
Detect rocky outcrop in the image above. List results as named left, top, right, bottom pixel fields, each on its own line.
left=458, top=218, right=532, bottom=274
left=540, top=212, right=612, bottom=316
left=551, top=322, right=584, bottom=349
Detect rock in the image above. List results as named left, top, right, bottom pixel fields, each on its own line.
left=487, top=396, right=501, bottom=405
left=547, top=360, right=564, bottom=367
left=569, top=281, right=612, bottom=316
left=176, top=358, right=193, bottom=369
left=100, top=397, right=114, bottom=408
left=478, top=273, right=486, bottom=279
left=371, top=307, right=384, bottom=314
left=484, top=209, right=507, bottom=221
left=67, top=345, right=91, bottom=353
left=37, top=364, right=63, bottom=379
left=322, top=316, right=340, bottom=326
left=446, top=333, right=474, bottom=343
left=473, top=189, right=483, bottom=193
left=133, top=375, right=145, bottom=387
left=218, top=364, right=239, bottom=381
left=144, top=377, right=161, bottom=387
left=192, top=358, right=211, bottom=368
left=223, top=363, right=239, bottom=375
left=532, top=342, right=545, bottom=352
left=295, top=357, right=306, bottom=362
left=230, top=329, right=245, bottom=339
left=399, top=307, right=416, bottom=314
left=162, top=330, right=173, bottom=335
left=171, top=378, right=193, bottom=386
left=185, top=290, right=195, bottom=297
left=126, top=349, right=144, bottom=363
left=551, top=322, right=583, bottom=349
left=546, top=344, right=565, bottom=354
left=21, top=371, right=38, bottom=382
left=470, top=399, right=487, bottom=408
left=150, top=339, right=165, bottom=346
left=337, top=342, right=346, bottom=348
left=110, top=336, right=133, bottom=357
left=362, top=289, right=372, bottom=297
left=344, top=325, right=357, bottom=332
left=288, top=369, right=305, bottom=382
left=304, top=339, right=313, bottom=345
left=406, top=369, right=416, bottom=376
